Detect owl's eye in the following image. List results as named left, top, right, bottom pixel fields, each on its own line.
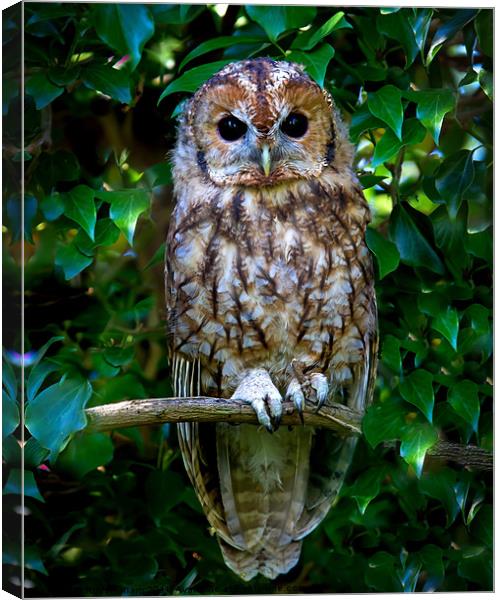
left=217, top=116, right=248, bottom=141
left=281, top=112, right=308, bottom=138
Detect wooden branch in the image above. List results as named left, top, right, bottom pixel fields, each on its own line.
left=84, top=397, right=492, bottom=471
left=428, top=441, right=493, bottom=472
left=85, top=396, right=362, bottom=436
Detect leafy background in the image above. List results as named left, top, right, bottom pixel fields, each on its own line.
left=2, top=3, right=492, bottom=595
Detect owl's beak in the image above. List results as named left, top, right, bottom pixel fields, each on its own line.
left=261, top=144, right=271, bottom=177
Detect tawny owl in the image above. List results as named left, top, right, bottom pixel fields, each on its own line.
left=165, top=58, right=378, bottom=581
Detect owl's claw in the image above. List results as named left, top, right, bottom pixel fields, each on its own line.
left=287, top=368, right=329, bottom=417
left=311, top=373, right=329, bottom=411
left=231, top=368, right=283, bottom=432
left=285, top=378, right=305, bottom=424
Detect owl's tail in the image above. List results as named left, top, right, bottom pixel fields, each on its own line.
left=218, top=537, right=302, bottom=581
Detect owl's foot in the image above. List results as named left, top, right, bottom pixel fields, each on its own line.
left=285, top=378, right=305, bottom=423
left=231, top=368, right=282, bottom=433
left=310, top=372, right=329, bottom=410
left=287, top=364, right=329, bottom=418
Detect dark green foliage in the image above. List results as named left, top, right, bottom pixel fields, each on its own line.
left=3, top=4, right=492, bottom=595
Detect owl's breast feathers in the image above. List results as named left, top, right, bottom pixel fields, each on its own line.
left=166, top=172, right=376, bottom=396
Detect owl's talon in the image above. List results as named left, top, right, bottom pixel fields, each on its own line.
left=231, top=368, right=282, bottom=432
left=285, top=377, right=306, bottom=424
left=271, top=413, right=281, bottom=431
left=311, top=373, right=329, bottom=410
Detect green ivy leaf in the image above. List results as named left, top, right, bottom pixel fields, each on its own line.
left=359, top=175, right=388, bottom=189
left=399, top=369, right=435, bottom=423
left=31, top=336, right=65, bottom=369
left=419, top=468, right=460, bottom=527
left=457, top=546, right=492, bottom=589
left=287, top=43, right=335, bottom=87
left=23, top=195, right=38, bottom=244
left=6, top=195, right=37, bottom=243
left=3, top=77, right=18, bottom=115
left=24, top=437, right=50, bottom=468
left=82, top=64, right=132, bottom=104
left=430, top=204, right=468, bottom=272
left=3, top=435, right=21, bottom=465
left=146, top=470, right=188, bottom=524
left=365, top=228, right=400, bottom=279
left=26, top=4, right=79, bottom=22
left=47, top=65, right=79, bottom=87
left=34, top=150, right=80, bottom=192
left=25, top=377, right=93, bottom=460
left=459, top=69, right=478, bottom=87
left=477, top=68, right=493, bottom=101
left=349, top=104, right=385, bottom=142
left=367, top=85, right=403, bottom=140
left=144, top=242, right=166, bottom=271
left=465, top=228, right=492, bottom=263
left=389, top=204, right=445, bottom=274
left=55, top=242, right=94, bottom=280
left=405, top=89, right=455, bottom=144
left=365, top=551, right=403, bottom=592
left=412, top=9, right=434, bottom=64
left=40, top=192, right=65, bottom=221
left=417, top=545, right=444, bottom=592
left=62, top=185, right=97, bottom=240
left=432, top=308, right=459, bottom=350
left=466, top=489, right=485, bottom=526
left=158, top=60, right=232, bottom=103
left=91, top=351, right=120, bottom=378
left=363, top=398, right=408, bottom=448
left=103, top=346, right=135, bottom=367
left=425, top=9, right=477, bottom=66
left=291, top=11, right=349, bottom=51
left=435, top=150, right=475, bottom=220
left=448, top=380, right=480, bottom=432
left=96, top=189, right=150, bottom=245
left=3, top=469, right=45, bottom=502
left=381, top=334, right=402, bottom=374
left=475, top=10, right=493, bottom=57
left=348, top=467, right=383, bottom=515
left=145, top=162, right=172, bottom=187
left=94, top=218, right=121, bottom=246
left=24, top=546, right=48, bottom=576
left=376, top=10, right=419, bottom=68
left=464, top=304, right=490, bottom=335
left=92, top=4, right=155, bottom=70
left=417, top=291, right=447, bottom=318
left=178, top=36, right=266, bottom=71
left=74, top=218, right=121, bottom=257
left=97, top=373, right=146, bottom=405
left=3, top=390, right=19, bottom=438
left=56, top=432, right=114, bottom=479
left=150, top=4, right=205, bottom=25
left=246, top=5, right=316, bottom=42
left=372, top=118, right=426, bottom=167
left=115, top=555, right=159, bottom=585
left=400, top=558, right=422, bottom=593
left=2, top=356, right=17, bottom=402
left=471, top=505, right=493, bottom=548
left=400, top=421, right=438, bottom=477
left=26, top=360, right=59, bottom=403
left=25, top=72, right=64, bottom=110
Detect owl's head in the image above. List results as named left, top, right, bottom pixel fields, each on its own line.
left=179, top=58, right=352, bottom=188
